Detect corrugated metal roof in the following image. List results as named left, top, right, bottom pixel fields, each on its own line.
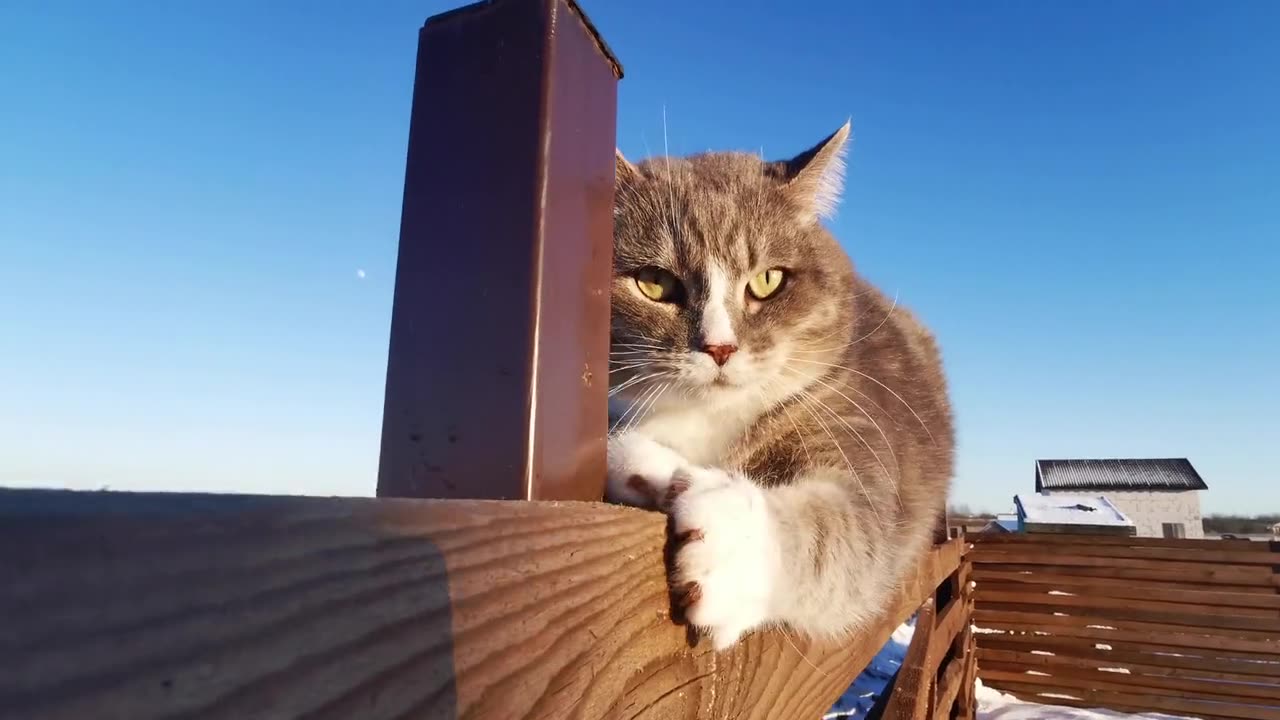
left=1035, top=458, right=1208, bottom=492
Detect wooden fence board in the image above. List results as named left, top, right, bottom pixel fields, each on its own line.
left=970, top=552, right=1275, bottom=584
left=973, top=543, right=1280, bottom=565
left=883, top=600, right=936, bottom=720
left=981, top=660, right=1280, bottom=703
left=972, top=567, right=1279, bottom=596
left=977, top=631, right=1280, bottom=667
left=0, top=489, right=963, bottom=720
left=973, top=595, right=1280, bottom=633
left=978, top=649, right=1280, bottom=698
left=972, top=579, right=1280, bottom=614
left=974, top=562, right=1276, bottom=589
left=977, top=646, right=1280, bottom=685
left=973, top=615, right=1280, bottom=655
left=931, top=659, right=963, bottom=720
left=974, top=534, right=1270, bottom=552
left=983, top=676, right=1280, bottom=720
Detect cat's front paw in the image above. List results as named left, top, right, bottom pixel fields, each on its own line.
left=667, top=467, right=781, bottom=650
left=606, top=432, right=689, bottom=509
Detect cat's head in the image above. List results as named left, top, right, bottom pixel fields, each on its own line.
left=610, top=122, right=857, bottom=414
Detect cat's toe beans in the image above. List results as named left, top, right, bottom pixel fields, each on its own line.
left=668, top=473, right=780, bottom=651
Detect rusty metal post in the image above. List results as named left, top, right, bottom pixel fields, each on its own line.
left=377, top=0, right=622, bottom=501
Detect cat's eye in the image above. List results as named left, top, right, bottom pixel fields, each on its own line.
left=747, top=268, right=786, bottom=300
left=634, top=267, right=680, bottom=302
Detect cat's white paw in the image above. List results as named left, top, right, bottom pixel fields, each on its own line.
left=606, top=431, right=689, bottom=509
left=668, top=466, right=782, bottom=650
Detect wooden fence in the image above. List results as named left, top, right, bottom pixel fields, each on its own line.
left=971, top=533, right=1280, bottom=720
left=870, top=534, right=977, bottom=720
left=0, top=0, right=976, bottom=718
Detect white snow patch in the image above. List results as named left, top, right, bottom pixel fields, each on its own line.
left=975, top=678, right=1199, bottom=720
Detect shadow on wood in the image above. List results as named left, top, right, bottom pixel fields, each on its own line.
left=0, top=489, right=965, bottom=720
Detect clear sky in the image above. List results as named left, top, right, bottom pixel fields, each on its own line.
left=2, top=1, right=1276, bottom=514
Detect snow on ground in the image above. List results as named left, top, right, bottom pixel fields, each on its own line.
left=823, top=620, right=1199, bottom=720
left=974, top=679, right=1196, bottom=720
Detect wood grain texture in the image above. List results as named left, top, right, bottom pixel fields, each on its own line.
left=972, top=533, right=1280, bottom=719
left=882, top=599, right=935, bottom=720
left=984, top=678, right=1277, bottom=720
left=0, top=489, right=963, bottom=720
left=977, top=646, right=1280, bottom=685
left=974, top=534, right=1271, bottom=552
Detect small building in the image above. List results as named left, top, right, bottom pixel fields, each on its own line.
left=1014, top=493, right=1136, bottom=536
left=1272, top=522, right=1280, bottom=540
left=1035, top=458, right=1207, bottom=539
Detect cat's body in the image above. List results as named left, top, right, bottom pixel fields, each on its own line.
left=607, top=122, right=954, bottom=650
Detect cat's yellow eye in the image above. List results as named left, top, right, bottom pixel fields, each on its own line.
left=635, top=267, right=679, bottom=302
left=747, top=268, right=786, bottom=300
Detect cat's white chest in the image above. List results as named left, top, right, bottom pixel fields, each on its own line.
left=628, top=398, right=756, bottom=466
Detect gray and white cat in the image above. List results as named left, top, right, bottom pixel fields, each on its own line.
left=606, top=121, right=954, bottom=651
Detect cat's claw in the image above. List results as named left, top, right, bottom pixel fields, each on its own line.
left=606, top=432, right=689, bottom=509
left=667, top=466, right=781, bottom=650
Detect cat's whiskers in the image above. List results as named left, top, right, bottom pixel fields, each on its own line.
left=787, top=357, right=935, bottom=443
left=623, top=381, right=671, bottom=435
left=609, top=362, right=652, bottom=375
left=761, top=376, right=812, bottom=467
left=610, top=380, right=665, bottom=435
left=609, top=370, right=667, bottom=398
left=789, top=378, right=902, bottom=517
left=782, top=365, right=902, bottom=483
left=790, top=389, right=887, bottom=531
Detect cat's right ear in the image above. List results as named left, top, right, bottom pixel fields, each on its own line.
left=780, top=120, right=852, bottom=224
left=615, top=149, right=641, bottom=186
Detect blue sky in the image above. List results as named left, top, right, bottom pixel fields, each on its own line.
left=2, top=1, right=1276, bottom=514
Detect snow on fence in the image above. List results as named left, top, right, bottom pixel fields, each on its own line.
left=0, top=2, right=976, bottom=718
left=970, top=533, right=1280, bottom=720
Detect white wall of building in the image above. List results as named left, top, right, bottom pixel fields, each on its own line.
left=1044, top=489, right=1203, bottom=539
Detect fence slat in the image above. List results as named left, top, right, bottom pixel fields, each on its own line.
left=982, top=671, right=1280, bottom=720
left=0, top=488, right=965, bottom=720
left=978, top=648, right=1280, bottom=697
left=377, top=0, right=621, bottom=502
left=974, top=595, right=1280, bottom=633
left=974, top=533, right=1269, bottom=552
left=971, top=577, right=1280, bottom=612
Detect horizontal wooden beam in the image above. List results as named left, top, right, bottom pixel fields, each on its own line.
left=984, top=677, right=1278, bottom=720
left=0, top=489, right=963, bottom=719
left=973, top=533, right=1271, bottom=551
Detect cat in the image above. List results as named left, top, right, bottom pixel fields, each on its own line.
left=605, top=121, right=954, bottom=651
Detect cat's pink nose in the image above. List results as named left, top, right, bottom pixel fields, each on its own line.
left=701, top=343, right=738, bottom=366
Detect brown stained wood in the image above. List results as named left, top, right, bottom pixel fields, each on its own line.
left=975, top=632, right=1280, bottom=669
left=930, top=660, right=963, bottom=720
left=883, top=599, right=936, bottom=720
left=985, top=678, right=1270, bottom=720
left=981, top=670, right=1280, bottom=720
left=973, top=542, right=1280, bottom=566
left=974, top=534, right=1267, bottom=551
left=972, top=616, right=1280, bottom=656
left=972, top=567, right=1279, bottom=596
left=969, top=551, right=1274, bottom=582
left=973, top=606, right=1280, bottom=644
left=978, top=650, right=1280, bottom=701
left=0, top=489, right=965, bottom=720
left=982, top=661, right=1280, bottom=704
left=975, top=562, right=1276, bottom=589
left=977, top=646, right=1280, bottom=685
left=377, top=0, right=620, bottom=502
left=927, top=595, right=972, bottom=667
left=971, top=578, right=1280, bottom=613
left=973, top=594, right=1280, bottom=633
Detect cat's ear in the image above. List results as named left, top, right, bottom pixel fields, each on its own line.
left=615, top=148, right=641, bottom=186
left=781, top=120, right=851, bottom=223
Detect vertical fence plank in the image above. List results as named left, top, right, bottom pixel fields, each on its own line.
left=377, top=0, right=622, bottom=501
